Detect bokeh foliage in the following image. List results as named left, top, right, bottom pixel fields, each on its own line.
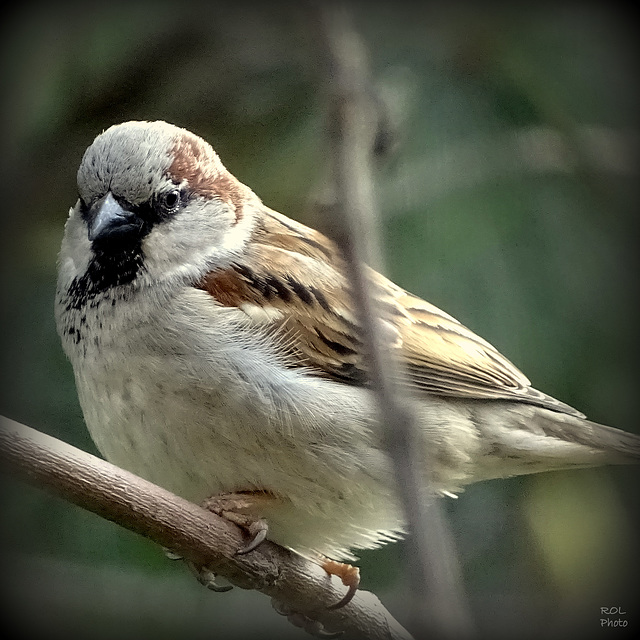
left=1, top=3, right=637, bottom=639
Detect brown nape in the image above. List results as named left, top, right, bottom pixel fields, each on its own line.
left=168, top=130, right=247, bottom=222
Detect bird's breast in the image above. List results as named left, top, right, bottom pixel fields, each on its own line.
left=57, top=283, right=410, bottom=557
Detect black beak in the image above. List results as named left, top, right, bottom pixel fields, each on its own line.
left=87, top=192, right=139, bottom=243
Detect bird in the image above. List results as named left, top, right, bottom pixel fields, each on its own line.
left=55, top=120, right=639, bottom=602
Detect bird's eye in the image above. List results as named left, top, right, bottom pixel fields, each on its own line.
left=159, top=189, right=181, bottom=213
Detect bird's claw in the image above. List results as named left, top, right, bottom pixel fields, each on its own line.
left=188, top=563, right=233, bottom=592
left=322, top=559, right=360, bottom=609
left=201, top=492, right=272, bottom=555
left=272, top=600, right=344, bottom=638
left=163, top=547, right=233, bottom=592
left=236, top=519, right=269, bottom=555
left=162, top=547, right=183, bottom=561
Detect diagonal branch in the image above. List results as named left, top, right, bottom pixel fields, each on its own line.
left=0, top=415, right=412, bottom=640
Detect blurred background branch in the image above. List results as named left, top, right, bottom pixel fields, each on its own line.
left=312, top=5, right=471, bottom=638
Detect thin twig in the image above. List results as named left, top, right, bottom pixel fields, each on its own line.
left=311, top=5, right=473, bottom=638
left=0, top=416, right=412, bottom=640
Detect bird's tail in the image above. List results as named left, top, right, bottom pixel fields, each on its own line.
left=539, top=411, right=640, bottom=463
left=471, top=403, right=640, bottom=483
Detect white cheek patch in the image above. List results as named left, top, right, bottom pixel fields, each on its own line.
left=240, top=303, right=285, bottom=324
left=140, top=199, right=240, bottom=282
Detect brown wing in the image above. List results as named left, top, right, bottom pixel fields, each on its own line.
left=197, top=209, right=366, bottom=384
left=376, top=281, right=582, bottom=415
left=196, top=208, right=583, bottom=417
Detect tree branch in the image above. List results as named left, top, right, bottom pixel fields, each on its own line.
left=0, top=416, right=412, bottom=640
left=310, top=5, right=472, bottom=638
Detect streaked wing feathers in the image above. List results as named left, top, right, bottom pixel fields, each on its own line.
left=195, top=210, right=583, bottom=417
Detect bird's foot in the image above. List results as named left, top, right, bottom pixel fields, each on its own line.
left=163, top=490, right=274, bottom=591
left=271, top=557, right=359, bottom=636
left=321, top=559, right=360, bottom=609
left=201, top=491, right=274, bottom=555
left=163, top=546, right=233, bottom=592
left=188, top=564, right=234, bottom=592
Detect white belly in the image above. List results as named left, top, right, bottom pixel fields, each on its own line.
left=60, top=286, right=480, bottom=559
left=69, top=300, right=405, bottom=559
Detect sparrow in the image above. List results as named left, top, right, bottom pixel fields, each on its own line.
left=55, top=121, right=640, bottom=582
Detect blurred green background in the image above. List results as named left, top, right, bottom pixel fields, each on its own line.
left=1, top=3, right=638, bottom=639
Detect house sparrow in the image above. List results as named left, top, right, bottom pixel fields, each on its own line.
left=55, top=121, right=639, bottom=574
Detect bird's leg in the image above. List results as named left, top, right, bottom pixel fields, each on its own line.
left=201, top=490, right=274, bottom=555
left=199, top=491, right=359, bottom=635
left=167, top=490, right=275, bottom=591
left=322, top=559, right=360, bottom=609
